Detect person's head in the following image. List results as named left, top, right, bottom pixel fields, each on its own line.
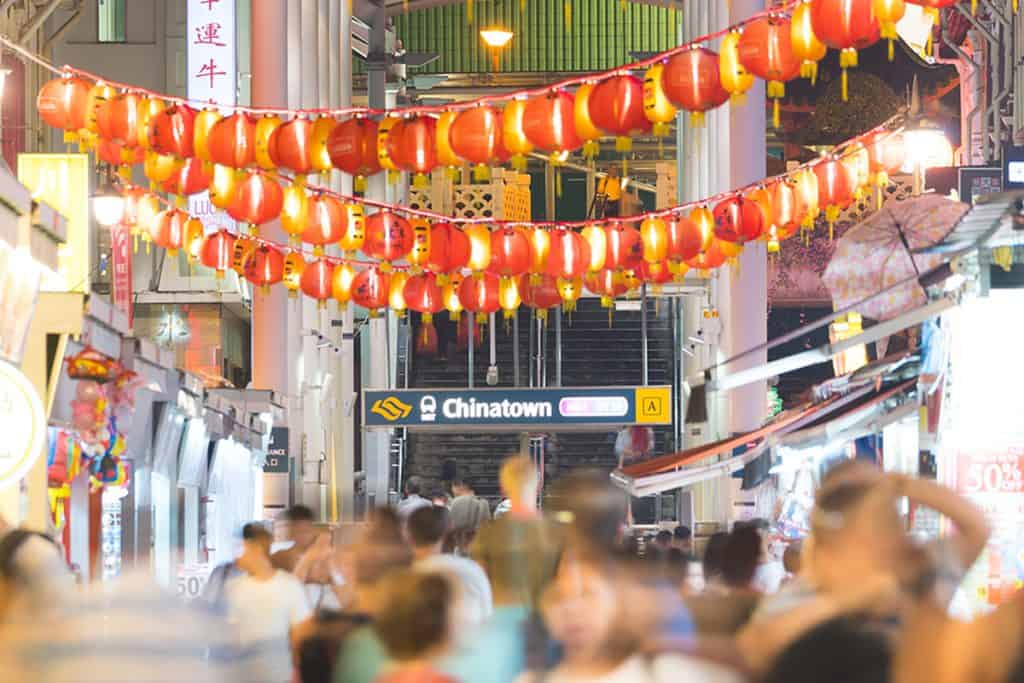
left=762, top=616, right=892, bottom=683
left=607, top=166, right=620, bottom=179
left=673, top=525, right=693, bottom=552
left=541, top=550, right=637, bottom=667
left=451, top=479, right=474, bottom=497
left=702, top=531, right=729, bottom=583
left=282, top=505, right=316, bottom=549
left=407, top=505, right=450, bottom=558
left=374, top=570, right=454, bottom=663
left=431, top=491, right=450, bottom=507
left=548, top=469, right=628, bottom=553
left=784, top=542, right=803, bottom=575
left=499, top=455, right=538, bottom=510
left=653, top=529, right=673, bottom=552
left=239, top=523, right=273, bottom=572
left=721, top=526, right=761, bottom=590
left=404, top=475, right=424, bottom=498
left=807, top=478, right=913, bottom=593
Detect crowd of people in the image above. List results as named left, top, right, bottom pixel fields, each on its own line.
left=1, top=454, right=1022, bottom=683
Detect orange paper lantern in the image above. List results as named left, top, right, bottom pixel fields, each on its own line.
left=588, top=75, right=649, bottom=151
left=253, top=115, right=283, bottom=170
left=300, top=258, right=335, bottom=305
left=352, top=266, right=392, bottom=315
left=739, top=15, right=801, bottom=128
left=522, top=91, right=582, bottom=155
left=662, top=49, right=729, bottom=127
left=604, top=224, right=644, bottom=272
left=96, top=92, right=142, bottom=147
left=810, top=0, right=881, bottom=100
left=332, top=262, right=357, bottom=306
left=148, top=104, right=196, bottom=159
left=791, top=0, right=828, bottom=83
left=364, top=211, right=414, bottom=265
left=301, top=194, right=346, bottom=253
left=488, top=227, right=531, bottom=278
left=245, top=245, right=285, bottom=291
left=458, top=271, right=502, bottom=321
left=426, top=223, right=471, bottom=276
left=328, top=118, right=381, bottom=191
left=200, top=229, right=236, bottom=277
left=269, top=117, right=316, bottom=178
left=208, top=112, right=257, bottom=168
left=37, top=76, right=91, bottom=134
left=547, top=229, right=589, bottom=281
left=227, top=172, right=284, bottom=229
left=581, top=224, right=608, bottom=272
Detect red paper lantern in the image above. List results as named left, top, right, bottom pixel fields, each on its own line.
left=96, top=92, right=143, bottom=147
left=97, top=139, right=144, bottom=167
left=162, top=157, right=212, bottom=196
left=738, top=16, right=801, bottom=128
left=386, top=116, right=438, bottom=184
left=518, top=273, right=563, bottom=314
left=404, top=272, right=445, bottom=324
left=713, top=196, right=766, bottom=244
left=587, top=75, right=649, bottom=150
left=449, top=106, right=503, bottom=168
left=228, top=172, right=284, bottom=228
left=300, top=258, right=335, bottom=305
left=458, top=271, right=501, bottom=321
left=547, top=229, right=589, bottom=281
left=815, top=157, right=855, bottom=236
left=585, top=269, right=629, bottom=308
left=865, top=131, right=905, bottom=188
left=245, top=245, right=285, bottom=291
left=200, top=229, right=236, bottom=277
left=666, top=215, right=709, bottom=263
left=661, top=49, right=730, bottom=126
left=352, top=266, right=392, bottom=314
left=604, top=224, right=644, bottom=272
left=522, top=91, right=582, bottom=156
left=426, top=222, right=471, bottom=276
left=301, top=194, right=346, bottom=253
left=638, top=260, right=673, bottom=285
left=327, top=118, right=381, bottom=189
left=364, top=211, right=414, bottom=264
left=269, top=117, right=315, bottom=177
left=488, top=227, right=531, bottom=278
left=208, top=112, right=257, bottom=168
left=150, top=208, right=188, bottom=253
left=148, top=104, right=196, bottom=159
left=37, top=76, right=91, bottom=133
left=810, top=0, right=881, bottom=99
left=686, top=239, right=729, bottom=271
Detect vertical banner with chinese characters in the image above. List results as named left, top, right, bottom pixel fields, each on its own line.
left=110, top=222, right=133, bottom=328
left=187, top=0, right=236, bottom=236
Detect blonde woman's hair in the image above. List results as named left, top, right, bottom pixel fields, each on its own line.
left=499, top=454, right=537, bottom=499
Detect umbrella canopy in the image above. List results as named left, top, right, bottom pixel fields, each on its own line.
left=823, top=195, right=969, bottom=321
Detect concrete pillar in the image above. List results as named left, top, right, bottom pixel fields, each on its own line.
left=723, top=0, right=768, bottom=437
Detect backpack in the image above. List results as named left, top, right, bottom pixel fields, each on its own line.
left=0, top=529, right=59, bottom=582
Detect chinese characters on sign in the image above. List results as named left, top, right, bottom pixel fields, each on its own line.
left=110, top=222, right=133, bottom=328
left=187, top=0, right=236, bottom=236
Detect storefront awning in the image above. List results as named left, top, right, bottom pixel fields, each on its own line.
left=612, top=378, right=917, bottom=497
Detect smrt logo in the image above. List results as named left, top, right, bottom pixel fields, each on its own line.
left=371, top=396, right=412, bottom=421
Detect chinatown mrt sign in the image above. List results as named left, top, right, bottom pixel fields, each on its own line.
left=363, top=386, right=672, bottom=431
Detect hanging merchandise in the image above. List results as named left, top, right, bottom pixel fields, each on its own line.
left=66, top=347, right=122, bottom=384
left=661, top=48, right=730, bottom=127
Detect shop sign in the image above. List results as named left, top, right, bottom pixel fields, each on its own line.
left=955, top=448, right=1024, bottom=495
left=176, top=563, right=211, bottom=601
left=0, top=242, right=40, bottom=364
left=110, top=222, right=132, bottom=329
left=363, top=386, right=672, bottom=431
left=264, top=427, right=289, bottom=473
left=0, top=360, right=45, bottom=490
left=187, top=0, right=236, bottom=235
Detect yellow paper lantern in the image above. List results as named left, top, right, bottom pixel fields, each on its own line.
left=720, top=30, right=755, bottom=102
left=790, top=1, right=827, bottom=85
left=389, top=271, right=409, bottom=316
left=642, top=64, right=677, bottom=138
left=574, top=82, right=605, bottom=160
left=254, top=115, right=284, bottom=170
left=444, top=273, right=465, bottom=320
left=338, top=203, right=366, bottom=254
left=498, top=276, right=521, bottom=319
left=409, top=218, right=432, bottom=271
left=332, top=262, right=357, bottom=305
left=280, top=184, right=308, bottom=243
left=137, top=97, right=166, bottom=151
left=310, top=116, right=336, bottom=174
left=465, top=224, right=492, bottom=273
left=435, top=111, right=461, bottom=170
left=872, top=0, right=906, bottom=61
left=640, top=217, right=669, bottom=264
left=193, top=109, right=222, bottom=163
left=283, top=252, right=306, bottom=297
left=581, top=224, right=607, bottom=272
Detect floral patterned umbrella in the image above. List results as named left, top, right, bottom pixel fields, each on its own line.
left=823, top=195, right=969, bottom=321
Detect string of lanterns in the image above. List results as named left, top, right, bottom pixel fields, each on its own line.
left=29, top=0, right=946, bottom=189
left=111, top=118, right=906, bottom=329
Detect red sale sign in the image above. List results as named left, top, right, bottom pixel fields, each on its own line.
left=955, top=447, right=1024, bottom=495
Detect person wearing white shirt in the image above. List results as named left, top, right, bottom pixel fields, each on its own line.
left=225, top=523, right=312, bottom=683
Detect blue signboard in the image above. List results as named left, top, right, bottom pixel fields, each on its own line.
left=363, top=386, right=672, bottom=431
left=264, top=427, right=289, bottom=473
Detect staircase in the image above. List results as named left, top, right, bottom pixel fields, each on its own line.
left=404, top=296, right=676, bottom=503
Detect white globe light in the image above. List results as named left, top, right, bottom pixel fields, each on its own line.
left=93, top=193, right=126, bottom=227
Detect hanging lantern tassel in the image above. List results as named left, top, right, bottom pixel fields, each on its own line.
left=565, top=0, right=571, bottom=31
left=413, top=172, right=430, bottom=189
left=839, top=48, right=858, bottom=102
left=800, top=60, right=818, bottom=85
left=971, top=0, right=977, bottom=13
left=520, top=0, right=526, bottom=13
left=615, top=136, right=632, bottom=153
left=582, top=140, right=600, bottom=160
left=689, top=111, right=706, bottom=128
left=355, top=175, right=367, bottom=193
left=387, top=169, right=401, bottom=185
left=826, top=204, right=840, bottom=241
left=511, top=154, right=528, bottom=172
left=466, top=0, right=473, bottom=23
left=767, top=81, right=785, bottom=129
left=473, top=163, right=491, bottom=182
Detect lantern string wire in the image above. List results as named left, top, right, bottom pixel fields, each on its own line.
left=3, top=2, right=799, bottom=119
left=124, top=114, right=903, bottom=270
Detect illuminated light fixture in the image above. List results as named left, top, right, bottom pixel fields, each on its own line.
left=480, top=27, right=513, bottom=71
left=901, top=76, right=952, bottom=193
left=480, top=27, right=514, bottom=48
left=91, top=165, right=125, bottom=228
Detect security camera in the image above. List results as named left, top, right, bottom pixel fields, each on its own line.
left=486, top=365, right=499, bottom=386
